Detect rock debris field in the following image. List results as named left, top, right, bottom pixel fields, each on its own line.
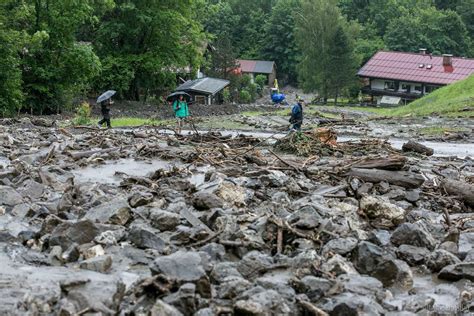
left=0, top=117, right=473, bottom=315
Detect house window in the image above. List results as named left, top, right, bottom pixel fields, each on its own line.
left=425, top=85, right=439, bottom=93
left=401, top=83, right=410, bottom=92
left=195, top=96, right=206, bottom=104
left=384, top=81, right=396, bottom=91
left=414, top=85, right=422, bottom=93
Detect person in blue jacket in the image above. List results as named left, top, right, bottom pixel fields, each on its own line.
left=289, top=98, right=304, bottom=131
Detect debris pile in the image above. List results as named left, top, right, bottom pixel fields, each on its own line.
left=0, top=119, right=473, bottom=315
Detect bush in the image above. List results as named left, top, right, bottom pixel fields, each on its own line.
left=222, top=88, right=231, bottom=103
left=73, top=102, right=92, bottom=125
left=239, top=90, right=252, bottom=103
left=247, top=83, right=259, bottom=101
left=255, top=74, right=267, bottom=89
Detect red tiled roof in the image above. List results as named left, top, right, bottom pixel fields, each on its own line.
left=237, top=59, right=275, bottom=74
left=238, top=60, right=257, bottom=73
left=358, top=51, right=474, bottom=85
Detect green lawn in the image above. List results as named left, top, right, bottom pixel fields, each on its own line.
left=418, top=126, right=470, bottom=136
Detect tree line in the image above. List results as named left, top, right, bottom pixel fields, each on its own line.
left=0, top=0, right=473, bottom=115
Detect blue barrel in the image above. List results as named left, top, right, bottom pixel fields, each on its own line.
left=271, top=93, right=286, bottom=103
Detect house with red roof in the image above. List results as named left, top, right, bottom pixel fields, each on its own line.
left=235, top=59, right=277, bottom=85
left=358, top=49, right=474, bottom=105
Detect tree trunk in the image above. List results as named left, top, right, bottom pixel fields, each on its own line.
left=441, top=179, right=474, bottom=207
left=346, top=168, right=425, bottom=188
left=402, top=140, right=434, bottom=156
left=351, top=155, right=407, bottom=170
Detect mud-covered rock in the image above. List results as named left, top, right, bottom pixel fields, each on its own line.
left=49, top=220, right=100, bottom=249
left=0, top=186, right=23, bottom=206
left=426, top=249, right=461, bottom=272
left=390, top=223, right=437, bottom=250
left=83, top=199, right=131, bottom=225
left=438, top=262, right=474, bottom=281
left=360, top=196, right=405, bottom=228
left=79, top=255, right=112, bottom=273
left=128, top=224, right=166, bottom=251
left=192, top=192, right=224, bottom=210
left=150, top=209, right=181, bottom=231
left=396, top=244, right=430, bottom=266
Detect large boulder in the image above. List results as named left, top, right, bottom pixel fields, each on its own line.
left=83, top=199, right=131, bottom=226
left=426, top=249, right=461, bottom=272
left=390, top=223, right=437, bottom=250
left=396, top=244, right=430, bottom=266
left=353, top=241, right=413, bottom=288
left=295, top=276, right=333, bottom=301
left=237, top=251, right=273, bottom=279
left=49, top=220, right=100, bottom=249
left=360, top=196, right=405, bottom=228
left=438, top=263, right=474, bottom=281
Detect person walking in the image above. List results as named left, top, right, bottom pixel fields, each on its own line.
left=98, top=98, right=113, bottom=129
left=173, top=94, right=189, bottom=134
left=289, top=98, right=304, bottom=132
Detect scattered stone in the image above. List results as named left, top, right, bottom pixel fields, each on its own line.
left=49, top=220, right=100, bottom=250
left=438, top=263, right=474, bottom=281
left=83, top=244, right=105, bottom=260
left=128, top=225, right=166, bottom=251
left=79, top=255, right=112, bottom=273
left=192, top=192, right=224, bottom=210
left=360, top=196, right=405, bottom=228
left=391, top=223, right=437, bottom=250
left=405, top=190, right=420, bottom=203
left=396, top=245, right=430, bottom=266
left=0, top=186, right=23, bottom=206
left=128, top=191, right=154, bottom=208
left=83, top=199, right=131, bottom=225
left=150, top=209, right=181, bottom=231
left=322, top=237, right=358, bottom=256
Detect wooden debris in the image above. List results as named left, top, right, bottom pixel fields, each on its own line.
left=402, top=140, right=434, bottom=156
left=441, top=179, right=474, bottom=207
left=351, top=155, right=407, bottom=170
left=347, top=168, right=425, bottom=188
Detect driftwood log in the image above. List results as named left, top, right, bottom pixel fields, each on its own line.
left=402, top=140, right=434, bottom=156
left=67, top=147, right=119, bottom=160
left=347, top=168, right=425, bottom=188
left=352, top=155, right=407, bottom=170
left=441, top=179, right=474, bottom=207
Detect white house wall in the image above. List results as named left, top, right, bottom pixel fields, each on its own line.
left=371, top=79, right=385, bottom=90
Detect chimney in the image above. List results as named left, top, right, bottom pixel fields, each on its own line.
left=443, top=54, right=453, bottom=66
left=419, top=48, right=427, bottom=55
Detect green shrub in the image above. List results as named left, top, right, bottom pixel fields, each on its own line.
left=222, top=88, right=231, bottom=103
left=239, top=90, right=252, bottom=103
left=255, top=74, right=267, bottom=89
left=247, top=83, right=259, bottom=101
left=73, top=102, right=92, bottom=125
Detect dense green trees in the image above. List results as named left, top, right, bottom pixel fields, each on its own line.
left=296, top=0, right=358, bottom=101
left=0, top=0, right=474, bottom=115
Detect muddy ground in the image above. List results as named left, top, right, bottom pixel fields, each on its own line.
left=0, top=114, right=473, bottom=315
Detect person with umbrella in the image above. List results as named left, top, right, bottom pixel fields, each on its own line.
left=97, top=90, right=116, bottom=129
left=170, top=92, right=190, bottom=134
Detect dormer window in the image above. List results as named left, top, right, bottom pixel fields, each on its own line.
left=426, top=64, right=432, bottom=69
left=419, top=64, right=424, bottom=68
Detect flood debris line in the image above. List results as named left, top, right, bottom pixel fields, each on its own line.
left=0, top=120, right=473, bottom=315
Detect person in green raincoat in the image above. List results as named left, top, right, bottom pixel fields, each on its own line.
left=173, top=94, right=189, bottom=134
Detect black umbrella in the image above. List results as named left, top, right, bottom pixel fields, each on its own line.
left=166, top=91, right=191, bottom=102
left=97, top=90, right=116, bottom=103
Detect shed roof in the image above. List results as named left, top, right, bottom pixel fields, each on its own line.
left=237, top=59, right=275, bottom=74
left=358, top=51, right=474, bottom=85
left=176, top=77, right=230, bottom=95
